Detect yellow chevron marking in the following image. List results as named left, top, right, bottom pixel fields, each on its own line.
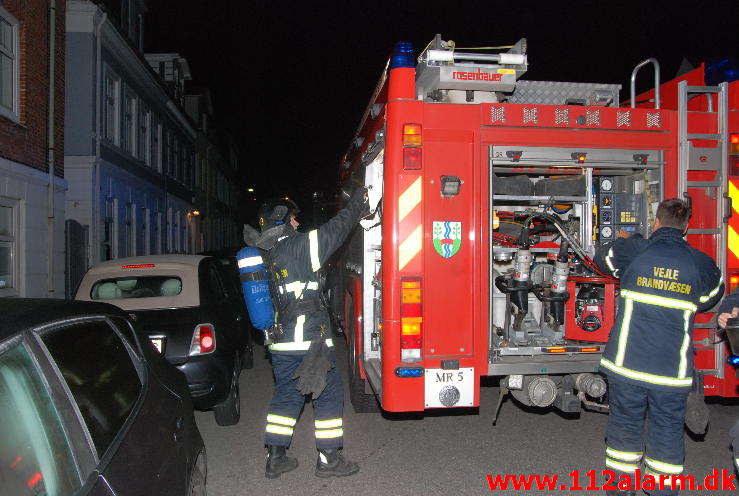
left=729, top=224, right=739, bottom=260
left=729, top=180, right=739, bottom=215
left=399, top=176, right=422, bottom=223
left=399, top=224, right=422, bottom=271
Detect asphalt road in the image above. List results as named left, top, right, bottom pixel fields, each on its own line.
left=195, top=339, right=738, bottom=496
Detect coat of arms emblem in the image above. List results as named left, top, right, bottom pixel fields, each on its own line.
left=433, top=221, right=461, bottom=258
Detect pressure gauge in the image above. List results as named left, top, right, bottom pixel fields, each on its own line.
left=600, top=178, right=613, bottom=192
left=601, top=226, right=613, bottom=238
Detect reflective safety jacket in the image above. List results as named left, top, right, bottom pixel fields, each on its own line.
left=594, top=227, right=724, bottom=389
left=266, top=190, right=367, bottom=355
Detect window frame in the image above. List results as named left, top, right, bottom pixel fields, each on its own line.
left=0, top=5, right=19, bottom=121
left=103, top=67, right=121, bottom=145
left=31, top=315, right=147, bottom=468
left=0, top=196, right=19, bottom=297
left=122, top=85, right=137, bottom=156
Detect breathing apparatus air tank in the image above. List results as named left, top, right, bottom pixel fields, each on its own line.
left=236, top=246, right=275, bottom=331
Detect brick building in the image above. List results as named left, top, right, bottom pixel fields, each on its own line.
left=0, top=0, right=66, bottom=298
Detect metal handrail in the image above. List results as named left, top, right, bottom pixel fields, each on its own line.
left=630, top=58, right=661, bottom=109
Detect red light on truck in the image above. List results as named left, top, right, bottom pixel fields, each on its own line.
left=729, top=274, right=739, bottom=294
left=403, top=147, right=422, bottom=170
left=730, top=133, right=739, bottom=154
left=400, top=277, right=422, bottom=363
left=121, top=264, right=156, bottom=269
left=402, top=123, right=422, bottom=147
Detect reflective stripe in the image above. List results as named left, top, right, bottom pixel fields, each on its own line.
left=295, top=314, right=305, bottom=345
left=283, top=281, right=319, bottom=295
left=266, top=424, right=294, bottom=436
left=267, top=414, right=296, bottom=426
left=315, top=418, right=342, bottom=429
left=315, top=428, right=344, bottom=439
left=615, top=298, right=633, bottom=366
left=678, top=310, right=690, bottom=379
left=620, top=289, right=697, bottom=312
left=605, top=248, right=617, bottom=274
left=237, top=255, right=262, bottom=268
left=270, top=338, right=334, bottom=351
left=309, top=230, right=320, bottom=272
left=699, top=277, right=723, bottom=303
left=399, top=224, right=422, bottom=271
left=398, top=176, right=422, bottom=223
left=645, top=457, right=683, bottom=474
left=606, top=447, right=643, bottom=462
left=605, top=458, right=639, bottom=473
left=600, top=358, right=693, bottom=387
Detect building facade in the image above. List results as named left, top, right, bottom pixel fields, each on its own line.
left=0, top=0, right=67, bottom=298
left=65, top=0, right=242, bottom=295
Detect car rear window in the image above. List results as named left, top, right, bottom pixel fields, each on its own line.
left=90, top=276, right=182, bottom=300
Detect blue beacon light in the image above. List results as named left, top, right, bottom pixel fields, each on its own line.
left=390, top=41, right=415, bottom=69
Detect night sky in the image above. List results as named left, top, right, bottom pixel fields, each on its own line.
left=145, top=0, right=738, bottom=224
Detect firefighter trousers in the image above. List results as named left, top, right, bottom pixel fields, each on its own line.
left=264, top=350, right=345, bottom=450
left=605, top=376, right=689, bottom=496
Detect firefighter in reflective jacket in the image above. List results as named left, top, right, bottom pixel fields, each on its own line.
left=594, top=199, right=723, bottom=496
left=256, top=188, right=367, bottom=479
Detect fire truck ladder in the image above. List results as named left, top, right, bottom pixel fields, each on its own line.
left=677, top=80, right=730, bottom=377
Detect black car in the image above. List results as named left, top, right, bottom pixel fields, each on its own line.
left=75, top=254, right=253, bottom=426
left=0, top=298, right=206, bottom=496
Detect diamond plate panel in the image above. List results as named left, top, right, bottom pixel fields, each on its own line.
left=555, top=108, right=569, bottom=125
left=508, top=80, right=621, bottom=106
left=646, top=112, right=662, bottom=128
left=586, top=109, right=601, bottom=126
left=617, top=111, right=632, bottom=127
left=523, top=107, right=538, bottom=124
left=491, top=106, right=506, bottom=123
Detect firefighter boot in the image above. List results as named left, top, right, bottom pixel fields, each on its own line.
left=315, top=448, right=359, bottom=478
left=265, top=445, right=298, bottom=479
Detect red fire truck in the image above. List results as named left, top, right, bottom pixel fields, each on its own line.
left=332, top=35, right=739, bottom=415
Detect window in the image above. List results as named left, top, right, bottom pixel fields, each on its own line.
left=0, top=198, right=18, bottom=296
left=154, top=210, right=162, bottom=254
left=104, top=69, right=120, bottom=144
left=90, top=276, right=183, bottom=299
left=0, top=345, right=81, bottom=495
left=102, top=197, right=116, bottom=261
left=42, top=320, right=142, bottom=457
left=0, top=6, right=18, bottom=120
left=124, top=202, right=134, bottom=257
left=138, top=103, right=150, bottom=165
left=142, top=207, right=149, bottom=255
left=151, top=119, right=161, bottom=171
left=122, top=86, right=137, bottom=156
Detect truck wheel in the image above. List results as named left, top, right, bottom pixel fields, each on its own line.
left=214, top=355, right=241, bottom=426
left=346, top=298, right=380, bottom=413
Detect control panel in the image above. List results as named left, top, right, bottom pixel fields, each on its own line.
left=596, top=176, right=644, bottom=245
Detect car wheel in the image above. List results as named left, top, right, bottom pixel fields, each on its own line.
left=214, top=355, right=241, bottom=426
left=188, top=449, right=207, bottom=496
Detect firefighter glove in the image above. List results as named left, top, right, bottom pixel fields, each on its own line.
left=292, top=339, right=333, bottom=398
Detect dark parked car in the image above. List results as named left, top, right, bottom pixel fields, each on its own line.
left=75, top=255, right=252, bottom=426
left=0, top=298, right=206, bottom=496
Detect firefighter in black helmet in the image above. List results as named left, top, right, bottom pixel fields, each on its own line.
left=256, top=189, right=368, bottom=479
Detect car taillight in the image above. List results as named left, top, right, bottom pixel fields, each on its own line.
left=400, top=278, right=422, bottom=363
left=189, top=324, right=216, bottom=355
left=403, top=123, right=422, bottom=170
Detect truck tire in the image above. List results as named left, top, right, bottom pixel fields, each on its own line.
left=346, top=297, right=380, bottom=413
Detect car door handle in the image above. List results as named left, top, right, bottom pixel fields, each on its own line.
left=173, top=416, right=184, bottom=442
